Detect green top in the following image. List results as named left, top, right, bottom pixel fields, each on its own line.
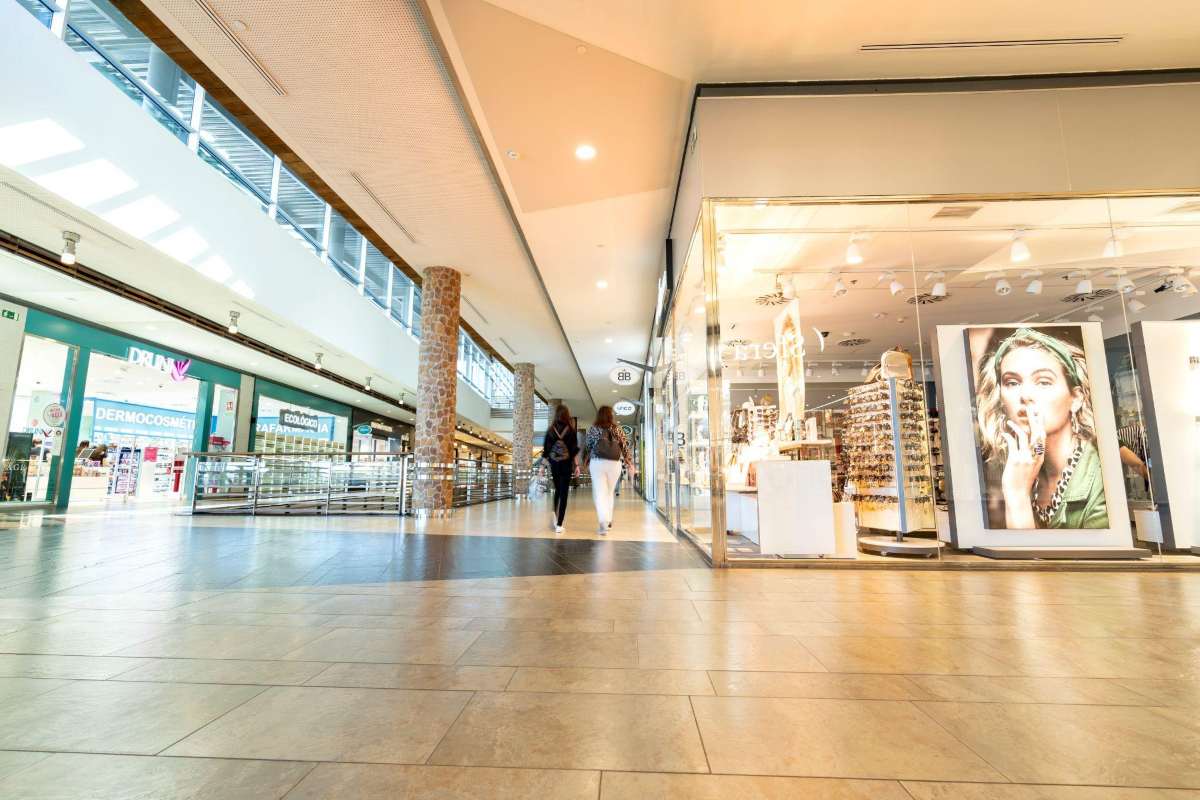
left=1042, top=440, right=1109, bottom=529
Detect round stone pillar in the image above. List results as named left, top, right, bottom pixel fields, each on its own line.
left=512, top=363, right=535, bottom=498
left=413, top=266, right=461, bottom=515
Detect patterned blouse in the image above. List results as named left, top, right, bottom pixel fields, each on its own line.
left=583, top=424, right=634, bottom=467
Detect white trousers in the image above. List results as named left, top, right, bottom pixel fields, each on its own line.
left=589, top=458, right=623, bottom=528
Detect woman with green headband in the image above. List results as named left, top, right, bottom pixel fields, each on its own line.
left=975, top=327, right=1108, bottom=529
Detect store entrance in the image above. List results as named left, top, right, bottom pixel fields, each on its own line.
left=70, top=351, right=201, bottom=508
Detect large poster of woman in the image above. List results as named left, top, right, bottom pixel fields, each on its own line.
left=965, top=325, right=1109, bottom=530
left=773, top=300, right=805, bottom=426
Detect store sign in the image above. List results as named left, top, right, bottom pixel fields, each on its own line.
left=355, top=423, right=372, bottom=436
left=127, top=346, right=192, bottom=382
left=369, top=421, right=394, bottom=435
left=91, top=399, right=196, bottom=440
left=41, top=402, right=66, bottom=428
left=277, top=408, right=320, bottom=432
left=609, top=366, right=638, bottom=386
left=257, top=416, right=336, bottom=439
left=613, top=400, right=636, bottom=416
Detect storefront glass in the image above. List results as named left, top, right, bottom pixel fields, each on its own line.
left=255, top=395, right=348, bottom=455
left=656, top=193, right=1200, bottom=564
left=3, top=335, right=74, bottom=503
left=209, top=384, right=239, bottom=453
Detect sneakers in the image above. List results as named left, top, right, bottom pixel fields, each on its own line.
left=554, top=525, right=564, bottom=535
left=596, top=526, right=607, bottom=535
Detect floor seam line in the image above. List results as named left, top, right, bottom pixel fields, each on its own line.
left=151, top=684, right=271, bottom=757
left=687, top=694, right=713, bottom=775
left=423, top=689, right=475, bottom=765
left=909, top=699, right=1014, bottom=784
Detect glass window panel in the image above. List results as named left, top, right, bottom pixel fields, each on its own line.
left=66, top=0, right=196, bottom=123
left=197, top=97, right=273, bottom=200
left=275, top=167, right=325, bottom=249
left=197, top=144, right=269, bottom=211
left=389, top=268, right=411, bottom=326
left=15, top=0, right=55, bottom=27
left=411, top=287, right=422, bottom=337
left=362, top=242, right=390, bottom=306
left=328, top=212, right=364, bottom=285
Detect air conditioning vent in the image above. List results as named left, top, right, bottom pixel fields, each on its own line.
left=837, top=337, right=871, bottom=347
left=499, top=337, right=518, bottom=355
left=862, top=36, right=1122, bottom=52
left=907, top=293, right=950, bottom=305
left=191, top=0, right=287, bottom=95
left=755, top=290, right=788, bottom=306
left=931, top=205, right=982, bottom=220
left=462, top=295, right=488, bottom=324
left=1062, top=288, right=1117, bottom=303
left=349, top=172, right=418, bottom=245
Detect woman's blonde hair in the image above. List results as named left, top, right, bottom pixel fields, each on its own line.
left=975, top=328, right=1096, bottom=461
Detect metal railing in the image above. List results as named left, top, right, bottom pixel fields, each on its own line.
left=189, top=453, right=513, bottom=515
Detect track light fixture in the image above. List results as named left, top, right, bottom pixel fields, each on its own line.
left=60, top=231, right=80, bottom=265
left=845, top=235, right=864, bottom=266
left=782, top=276, right=796, bottom=300
left=805, top=365, right=813, bottom=378
left=929, top=272, right=947, bottom=297
left=313, top=352, right=324, bottom=371
left=1074, top=272, right=1093, bottom=295
left=227, top=310, right=240, bottom=335
left=1010, top=230, right=1031, bottom=264
left=833, top=277, right=848, bottom=298
left=364, top=376, right=372, bottom=391
left=986, top=272, right=1011, bottom=296
left=831, top=363, right=841, bottom=377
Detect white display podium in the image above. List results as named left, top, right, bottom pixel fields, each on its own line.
left=755, top=460, right=836, bottom=556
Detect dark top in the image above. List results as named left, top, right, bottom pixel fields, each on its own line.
left=543, top=423, right=579, bottom=462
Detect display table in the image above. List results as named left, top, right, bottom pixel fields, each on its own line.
left=756, top=460, right=836, bottom=556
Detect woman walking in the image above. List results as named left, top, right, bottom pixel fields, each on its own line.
left=543, top=405, right=579, bottom=534
left=581, top=406, right=636, bottom=534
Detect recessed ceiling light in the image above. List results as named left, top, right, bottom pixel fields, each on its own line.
left=576, top=44, right=588, bottom=54
left=575, top=143, right=597, bottom=161
left=596, top=279, right=608, bottom=289
left=505, top=149, right=520, bottom=160
left=230, top=19, right=249, bottom=33
left=604, top=337, right=613, bottom=343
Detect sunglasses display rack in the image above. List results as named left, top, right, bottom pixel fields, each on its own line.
left=844, top=377, right=935, bottom=536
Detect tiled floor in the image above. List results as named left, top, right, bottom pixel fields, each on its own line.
left=0, top=492, right=1198, bottom=798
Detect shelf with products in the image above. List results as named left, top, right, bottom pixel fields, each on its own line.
left=844, top=377, right=935, bottom=534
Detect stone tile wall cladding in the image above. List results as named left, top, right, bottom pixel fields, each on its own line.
left=512, top=363, right=535, bottom=497
left=414, top=266, right=461, bottom=514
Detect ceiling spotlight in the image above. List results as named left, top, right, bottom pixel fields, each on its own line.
left=60, top=231, right=80, bottom=265
left=364, top=376, right=373, bottom=392
left=831, top=363, right=840, bottom=376
left=833, top=277, right=848, bottom=297
left=1174, top=277, right=1198, bottom=296
left=1075, top=273, right=1093, bottom=294
left=757, top=364, right=766, bottom=378
left=1010, top=230, right=1031, bottom=264
left=872, top=311, right=888, bottom=320
left=995, top=278, right=1012, bottom=296
left=1128, top=298, right=1147, bottom=313
left=1026, top=277, right=1043, bottom=295
left=574, top=143, right=597, bottom=161
left=313, top=352, right=324, bottom=371
left=227, top=310, right=240, bottom=334
left=596, top=279, right=608, bottom=289
left=888, top=277, right=904, bottom=296
left=929, top=272, right=947, bottom=297
left=845, top=236, right=864, bottom=265
left=781, top=276, right=796, bottom=300
left=805, top=365, right=813, bottom=378
left=1115, top=274, right=1134, bottom=294
left=1102, top=233, right=1124, bottom=259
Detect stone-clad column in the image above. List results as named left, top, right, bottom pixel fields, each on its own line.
left=413, top=266, right=461, bottom=516
left=512, top=363, right=535, bottom=498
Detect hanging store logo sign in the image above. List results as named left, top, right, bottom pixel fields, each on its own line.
left=609, top=366, right=638, bottom=386
left=613, top=400, right=636, bottom=416
left=277, top=408, right=321, bottom=432
left=127, top=346, right=192, bottom=382
left=41, top=402, right=66, bottom=428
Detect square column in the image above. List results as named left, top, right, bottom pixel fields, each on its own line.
left=414, top=266, right=461, bottom=515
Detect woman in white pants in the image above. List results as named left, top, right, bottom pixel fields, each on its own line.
left=581, top=406, right=636, bottom=535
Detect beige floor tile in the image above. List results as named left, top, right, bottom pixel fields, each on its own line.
left=0, top=752, right=313, bottom=799
left=307, top=595, right=449, bottom=616
left=917, top=701, right=1200, bottom=787
left=165, top=686, right=470, bottom=763
left=612, top=618, right=767, bottom=635
left=457, top=631, right=638, bottom=668
left=112, top=658, right=330, bottom=685
left=690, top=696, right=1004, bottom=781
left=708, top=671, right=926, bottom=700
left=320, top=614, right=473, bottom=630
left=308, top=663, right=514, bottom=690
left=281, top=628, right=480, bottom=664
left=184, top=611, right=338, bottom=627
left=1113, top=678, right=1200, bottom=707
left=637, top=634, right=827, bottom=672
left=902, top=782, right=1200, bottom=799
left=507, top=667, right=713, bottom=695
left=800, top=637, right=1019, bottom=675
left=693, top=600, right=839, bottom=622
left=965, top=638, right=1200, bottom=680
left=600, top=773, right=913, bottom=799
left=442, top=596, right=701, bottom=622
left=0, top=621, right=174, bottom=656
left=179, top=592, right=326, bottom=614
left=908, top=675, right=1157, bottom=705
left=43, top=592, right=214, bottom=611
left=0, top=676, right=72, bottom=702
left=755, top=621, right=915, bottom=637
left=0, top=654, right=142, bottom=679
left=429, top=691, right=708, bottom=772
left=0, top=680, right=262, bottom=754
left=114, top=624, right=330, bottom=659
left=463, top=617, right=614, bottom=633
left=0, top=751, right=51, bottom=781
left=285, top=763, right=598, bottom=799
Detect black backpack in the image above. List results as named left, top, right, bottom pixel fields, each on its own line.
left=593, top=426, right=622, bottom=460
left=548, top=425, right=571, bottom=462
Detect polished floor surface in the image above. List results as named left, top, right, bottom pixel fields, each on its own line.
left=0, top=493, right=1198, bottom=798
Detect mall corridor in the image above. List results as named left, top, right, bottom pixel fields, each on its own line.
left=0, top=494, right=1195, bottom=797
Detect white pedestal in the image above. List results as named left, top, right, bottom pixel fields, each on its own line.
left=756, top=460, right=836, bottom=556
left=832, top=501, right=858, bottom=557
left=1133, top=508, right=1163, bottom=544
left=726, top=488, right=759, bottom=544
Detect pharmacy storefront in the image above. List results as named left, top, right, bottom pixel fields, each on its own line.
left=1, top=304, right=241, bottom=509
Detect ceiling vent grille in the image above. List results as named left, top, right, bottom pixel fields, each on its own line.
left=349, top=172, right=418, bottom=245
left=862, top=37, right=1122, bottom=51
left=755, top=290, right=788, bottom=306
left=836, top=337, right=871, bottom=347
left=931, top=205, right=982, bottom=220
left=190, top=0, right=287, bottom=95
left=498, top=337, right=518, bottom=355
left=907, top=293, right=950, bottom=305
left=1062, top=288, right=1117, bottom=303
left=462, top=295, right=488, bottom=324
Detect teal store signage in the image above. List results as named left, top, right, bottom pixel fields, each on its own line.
left=89, top=399, right=196, bottom=441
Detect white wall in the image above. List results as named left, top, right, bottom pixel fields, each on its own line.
left=0, top=4, right=494, bottom=431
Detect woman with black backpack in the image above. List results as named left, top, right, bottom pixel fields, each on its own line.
left=581, top=405, right=636, bottom=535
left=543, top=405, right=580, bottom=534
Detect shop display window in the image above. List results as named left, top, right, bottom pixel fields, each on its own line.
left=651, top=194, right=1200, bottom=564
left=255, top=395, right=347, bottom=455
left=3, top=335, right=74, bottom=504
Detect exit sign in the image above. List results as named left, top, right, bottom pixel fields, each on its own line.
left=1, top=309, right=18, bottom=321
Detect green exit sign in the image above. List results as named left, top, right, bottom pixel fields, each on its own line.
left=0, top=309, right=18, bottom=321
